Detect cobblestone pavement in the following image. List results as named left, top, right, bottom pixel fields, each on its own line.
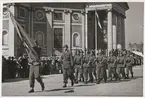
left=2, top=66, right=143, bottom=96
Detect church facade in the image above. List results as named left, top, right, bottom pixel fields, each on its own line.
left=2, top=3, right=129, bottom=58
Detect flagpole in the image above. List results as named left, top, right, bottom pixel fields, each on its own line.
left=6, top=6, right=38, bottom=60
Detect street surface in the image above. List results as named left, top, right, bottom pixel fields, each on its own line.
left=2, top=65, right=143, bottom=96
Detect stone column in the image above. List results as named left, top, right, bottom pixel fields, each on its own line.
left=107, top=9, right=113, bottom=55
left=81, top=10, right=85, bottom=51
left=112, top=13, right=117, bottom=49
left=64, top=9, right=71, bottom=49
left=45, top=7, right=53, bottom=56
left=85, top=10, right=88, bottom=50
left=95, top=10, right=98, bottom=51
left=9, top=4, right=15, bottom=56
left=122, top=17, right=126, bottom=49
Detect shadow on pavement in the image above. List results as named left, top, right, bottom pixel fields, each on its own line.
left=131, top=76, right=143, bottom=79
left=42, top=87, right=74, bottom=92
left=2, top=78, right=28, bottom=83
left=74, top=83, right=95, bottom=87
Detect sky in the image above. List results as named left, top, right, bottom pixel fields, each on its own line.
left=125, top=2, right=144, bottom=49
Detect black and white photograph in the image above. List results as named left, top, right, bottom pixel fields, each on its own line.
left=1, top=1, right=144, bottom=96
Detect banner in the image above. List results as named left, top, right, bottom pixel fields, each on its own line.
left=95, top=11, right=102, bottom=30
left=7, top=7, right=38, bottom=60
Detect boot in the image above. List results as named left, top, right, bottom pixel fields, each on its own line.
left=97, top=78, right=101, bottom=84
left=41, top=83, right=45, bottom=91
left=28, top=88, right=34, bottom=93
left=131, top=74, right=134, bottom=78
left=71, top=81, right=74, bottom=86
left=63, top=83, right=67, bottom=88
left=84, top=81, right=88, bottom=84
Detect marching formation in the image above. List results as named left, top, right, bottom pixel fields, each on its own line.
left=61, top=44, right=137, bottom=87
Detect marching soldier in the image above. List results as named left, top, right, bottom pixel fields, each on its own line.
left=96, top=51, right=107, bottom=84
left=73, top=49, right=83, bottom=83
left=79, top=50, right=84, bottom=82
left=116, top=52, right=126, bottom=80
left=125, top=52, right=134, bottom=78
left=28, top=41, right=45, bottom=93
left=61, top=44, right=75, bottom=87
left=83, top=50, right=91, bottom=84
left=88, top=50, right=97, bottom=83
left=107, top=52, right=117, bottom=81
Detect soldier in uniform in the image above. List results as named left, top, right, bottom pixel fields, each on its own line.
left=28, top=41, right=45, bottom=93
left=107, top=52, right=117, bottom=81
left=125, top=52, right=134, bottom=78
left=61, top=44, right=75, bottom=87
left=96, top=51, right=107, bottom=84
left=79, top=50, right=84, bottom=82
left=73, top=49, right=83, bottom=83
left=116, top=52, right=126, bottom=80
left=88, top=50, right=97, bottom=83
left=83, top=50, right=91, bottom=84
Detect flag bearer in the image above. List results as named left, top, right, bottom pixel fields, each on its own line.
left=28, top=41, right=45, bottom=93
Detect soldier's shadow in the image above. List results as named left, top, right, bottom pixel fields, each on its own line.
left=74, top=83, right=95, bottom=87
left=43, top=87, right=74, bottom=93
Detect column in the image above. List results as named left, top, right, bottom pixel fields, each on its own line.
left=112, top=13, right=117, bottom=49
left=64, top=9, right=71, bottom=49
left=81, top=10, right=85, bottom=51
left=9, top=4, right=15, bottom=56
left=45, top=7, right=53, bottom=56
left=122, top=17, right=126, bottom=49
left=95, top=10, right=98, bottom=51
left=107, top=9, right=113, bottom=55
left=85, top=10, right=88, bottom=50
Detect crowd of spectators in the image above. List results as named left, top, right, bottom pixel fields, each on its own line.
left=2, top=55, right=62, bottom=82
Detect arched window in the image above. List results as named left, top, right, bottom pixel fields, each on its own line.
left=73, top=32, right=80, bottom=47
left=35, top=31, right=44, bottom=47
left=2, top=30, right=8, bottom=45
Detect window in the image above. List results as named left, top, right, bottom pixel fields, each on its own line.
left=54, top=12, right=63, bottom=20
left=3, top=7, right=8, bottom=16
left=19, top=7, right=26, bottom=18
left=2, top=30, right=8, bottom=45
left=54, top=28, right=63, bottom=51
left=35, top=10, right=45, bottom=20
left=73, top=33, right=80, bottom=47
left=72, top=13, right=80, bottom=21
left=35, top=31, right=43, bottom=47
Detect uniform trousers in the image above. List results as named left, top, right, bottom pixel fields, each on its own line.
left=74, top=65, right=82, bottom=82
left=108, top=67, right=117, bottom=79
left=96, top=66, right=107, bottom=83
left=62, top=68, right=74, bottom=84
left=116, top=66, right=126, bottom=79
left=126, top=66, right=133, bottom=77
left=29, top=65, right=44, bottom=88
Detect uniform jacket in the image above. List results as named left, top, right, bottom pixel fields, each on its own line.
left=125, top=56, right=134, bottom=67
left=107, top=56, right=117, bottom=68
left=88, top=55, right=96, bottom=68
left=73, top=55, right=83, bottom=67
left=61, top=50, right=73, bottom=69
left=83, top=54, right=91, bottom=68
left=96, top=55, right=107, bottom=68
left=116, top=56, right=125, bottom=68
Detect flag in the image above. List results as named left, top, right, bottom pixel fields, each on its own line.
left=7, top=7, right=38, bottom=60
left=95, top=11, right=102, bottom=30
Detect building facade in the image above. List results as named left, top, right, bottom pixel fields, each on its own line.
left=2, top=3, right=129, bottom=58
